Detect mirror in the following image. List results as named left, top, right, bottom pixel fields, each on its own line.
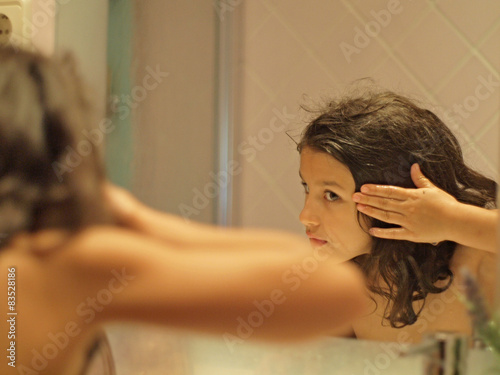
left=52, top=0, right=500, bottom=372
left=123, top=0, right=500, bottom=344
left=221, top=0, right=500, bottom=347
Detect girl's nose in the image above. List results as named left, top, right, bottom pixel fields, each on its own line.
left=299, top=198, right=320, bottom=227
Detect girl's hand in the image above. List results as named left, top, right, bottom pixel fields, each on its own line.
left=352, top=164, right=458, bottom=244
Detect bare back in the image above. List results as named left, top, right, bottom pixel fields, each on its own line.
left=1, top=231, right=106, bottom=375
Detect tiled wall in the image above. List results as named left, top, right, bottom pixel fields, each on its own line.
left=232, top=0, right=500, bottom=233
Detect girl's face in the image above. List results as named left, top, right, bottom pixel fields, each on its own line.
left=299, top=147, right=372, bottom=262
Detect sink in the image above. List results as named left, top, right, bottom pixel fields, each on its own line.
left=84, top=324, right=499, bottom=375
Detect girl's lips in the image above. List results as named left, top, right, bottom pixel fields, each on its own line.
left=306, top=232, right=327, bottom=247
left=309, top=238, right=328, bottom=247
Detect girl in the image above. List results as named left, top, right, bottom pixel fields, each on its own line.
left=297, top=89, right=497, bottom=342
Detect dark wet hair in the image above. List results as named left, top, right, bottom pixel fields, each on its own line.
left=298, top=89, right=496, bottom=328
left=0, top=47, right=113, bottom=248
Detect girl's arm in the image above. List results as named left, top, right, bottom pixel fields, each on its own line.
left=104, top=184, right=309, bottom=252
left=352, top=164, right=497, bottom=253
left=63, top=227, right=367, bottom=341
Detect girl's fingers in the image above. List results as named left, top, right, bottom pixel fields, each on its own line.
left=356, top=204, right=404, bottom=226
left=368, top=227, right=410, bottom=240
left=359, top=184, right=409, bottom=200
left=411, top=164, right=435, bottom=189
left=353, top=192, right=403, bottom=213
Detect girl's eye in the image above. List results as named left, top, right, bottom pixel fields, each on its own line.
left=324, top=191, right=339, bottom=202
left=301, top=182, right=309, bottom=194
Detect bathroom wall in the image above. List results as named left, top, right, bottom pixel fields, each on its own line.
left=232, top=0, right=500, bottom=233
left=131, top=0, right=217, bottom=222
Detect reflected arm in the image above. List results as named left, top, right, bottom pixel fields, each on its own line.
left=446, top=205, right=497, bottom=253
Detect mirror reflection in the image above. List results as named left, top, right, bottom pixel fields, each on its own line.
left=125, top=0, right=499, bottom=342
left=111, top=0, right=499, bottom=372
left=234, top=1, right=499, bottom=341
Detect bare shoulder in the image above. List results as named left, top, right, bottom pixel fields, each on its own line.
left=452, top=244, right=496, bottom=305
left=476, top=248, right=497, bottom=305
left=451, top=243, right=489, bottom=271
left=0, top=226, right=159, bottom=306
